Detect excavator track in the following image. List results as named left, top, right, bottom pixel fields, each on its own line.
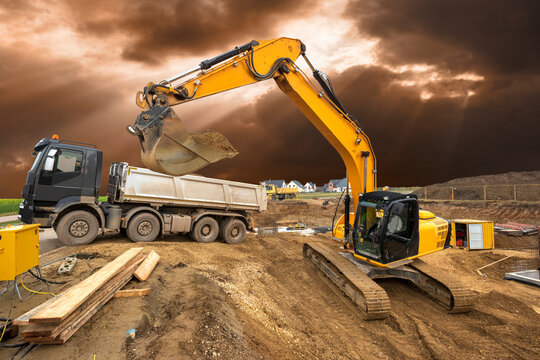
left=409, top=259, right=475, bottom=313
left=303, top=242, right=391, bottom=320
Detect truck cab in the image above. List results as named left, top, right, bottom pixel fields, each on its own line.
left=19, top=137, right=103, bottom=229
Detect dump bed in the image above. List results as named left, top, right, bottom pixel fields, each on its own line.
left=107, top=163, right=267, bottom=211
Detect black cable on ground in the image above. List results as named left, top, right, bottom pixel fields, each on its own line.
left=15, top=343, right=38, bottom=359
left=9, top=343, right=26, bottom=360
left=27, top=269, right=67, bottom=285
left=0, top=342, right=27, bottom=348
left=331, top=189, right=346, bottom=234
left=0, top=318, right=12, bottom=327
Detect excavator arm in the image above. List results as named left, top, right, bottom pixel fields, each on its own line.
left=130, top=37, right=377, bottom=216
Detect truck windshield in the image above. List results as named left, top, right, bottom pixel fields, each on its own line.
left=30, top=151, right=44, bottom=171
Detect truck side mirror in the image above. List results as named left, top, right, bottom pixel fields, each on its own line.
left=43, top=149, right=58, bottom=171
left=43, top=157, right=54, bottom=171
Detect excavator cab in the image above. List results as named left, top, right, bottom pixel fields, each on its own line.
left=351, top=192, right=419, bottom=265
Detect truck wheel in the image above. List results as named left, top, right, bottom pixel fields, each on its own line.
left=127, top=213, right=160, bottom=242
left=55, top=210, right=99, bottom=246
left=219, top=218, right=246, bottom=244
left=190, top=216, right=219, bottom=243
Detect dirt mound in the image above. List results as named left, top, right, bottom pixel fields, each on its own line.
left=425, top=171, right=540, bottom=187
left=413, top=171, right=540, bottom=201
left=253, top=199, right=341, bottom=228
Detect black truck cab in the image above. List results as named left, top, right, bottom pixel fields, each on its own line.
left=19, top=137, right=103, bottom=228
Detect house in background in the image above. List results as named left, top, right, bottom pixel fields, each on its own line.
left=261, top=180, right=286, bottom=189
left=303, top=182, right=316, bottom=192
left=325, top=178, right=350, bottom=192
left=333, top=178, right=350, bottom=192
left=287, top=180, right=304, bottom=192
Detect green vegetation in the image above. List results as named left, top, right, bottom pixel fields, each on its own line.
left=0, top=199, right=22, bottom=216
left=0, top=196, right=109, bottom=217
left=0, top=220, right=22, bottom=227
left=296, top=192, right=341, bottom=199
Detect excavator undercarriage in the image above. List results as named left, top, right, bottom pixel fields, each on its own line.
left=304, top=241, right=475, bottom=319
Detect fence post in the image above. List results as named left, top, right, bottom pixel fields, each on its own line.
left=483, top=185, right=487, bottom=201
left=451, top=187, right=454, bottom=201
left=514, top=185, right=517, bottom=201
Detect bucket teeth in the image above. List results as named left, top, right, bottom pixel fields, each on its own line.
left=132, top=106, right=238, bottom=175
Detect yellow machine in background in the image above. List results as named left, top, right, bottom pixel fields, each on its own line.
left=0, top=224, right=40, bottom=281
left=128, top=37, right=475, bottom=318
left=265, top=184, right=297, bottom=200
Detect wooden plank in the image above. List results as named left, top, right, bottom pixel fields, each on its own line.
left=29, top=247, right=143, bottom=324
left=21, top=256, right=144, bottom=343
left=13, top=292, right=64, bottom=326
left=19, top=256, right=144, bottom=338
left=133, top=250, right=160, bottom=281
left=55, top=259, right=142, bottom=344
left=113, top=288, right=151, bottom=298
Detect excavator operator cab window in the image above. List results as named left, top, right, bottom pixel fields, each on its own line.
left=381, top=200, right=419, bottom=263
left=354, top=201, right=384, bottom=258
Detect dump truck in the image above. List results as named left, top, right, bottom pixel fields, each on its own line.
left=19, top=137, right=266, bottom=246
left=265, top=183, right=297, bottom=200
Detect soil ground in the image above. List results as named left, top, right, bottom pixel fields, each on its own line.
left=1, top=199, right=539, bottom=360
left=414, top=171, right=540, bottom=201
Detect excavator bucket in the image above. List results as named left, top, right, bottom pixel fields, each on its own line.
left=130, top=105, right=238, bottom=175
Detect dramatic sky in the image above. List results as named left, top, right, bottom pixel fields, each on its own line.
left=1, top=0, right=539, bottom=197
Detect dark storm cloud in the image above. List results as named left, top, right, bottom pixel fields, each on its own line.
left=346, top=0, right=540, bottom=75
left=0, top=46, right=143, bottom=197
left=198, top=63, right=540, bottom=187
left=64, top=0, right=316, bottom=64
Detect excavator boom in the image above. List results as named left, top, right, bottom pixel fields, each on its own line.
left=129, top=37, right=376, bottom=208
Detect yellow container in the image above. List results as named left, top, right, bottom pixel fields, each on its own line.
left=0, top=224, right=40, bottom=281
left=450, top=219, right=494, bottom=250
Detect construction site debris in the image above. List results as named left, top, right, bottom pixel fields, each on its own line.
left=13, top=248, right=146, bottom=344
left=505, top=269, right=540, bottom=286
left=134, top=250, right=160, bottom=281
left=57, top=257, right=78, bottom=275
left=113, top=288, right=151, bottom=298
left=495, top=222, right=538, bottom=236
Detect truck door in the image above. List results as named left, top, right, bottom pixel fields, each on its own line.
left=34, top=147, right=85, bottom=202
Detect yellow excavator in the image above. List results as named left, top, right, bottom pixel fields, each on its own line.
left=127, top=37, right=475, bottom=319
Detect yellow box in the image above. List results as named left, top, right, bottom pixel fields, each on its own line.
left=450, top=219, right=494, bottom=250
left=0, top=224, right=40, bottom=281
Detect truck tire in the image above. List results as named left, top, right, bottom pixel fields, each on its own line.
left=190, top=216, right=219, bottom=243
left=127, top=212, right=160, bottom=242
left=219, top=218, right=246, bottom=244
left=55, top=210, right=99, bottom=246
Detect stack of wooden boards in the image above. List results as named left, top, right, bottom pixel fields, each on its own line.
left=13, top=248, right=160, bottom=344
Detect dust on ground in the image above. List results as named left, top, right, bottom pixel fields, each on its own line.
left=1, top=199, right=539, bottom=360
